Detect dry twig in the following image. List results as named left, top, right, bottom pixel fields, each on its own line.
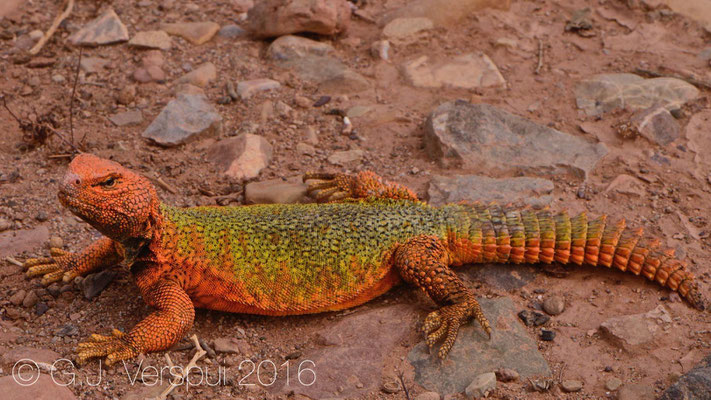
left=29, top=0, right=75, bottom=55
left=5, top=256, right=23, bottom=267
left=155, top=335, right=206, bottom=400
left=535, top=38, right=544, bottom=74
left=72, top=48, right=83, bottom=145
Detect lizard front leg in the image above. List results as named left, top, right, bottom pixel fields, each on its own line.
left=393, top=235, right=491, bottom=360
left=303, top=171, right=418, bottom=202
left=76, top=278, right=195, bottom=365
left=24, top=237, right=123, bottom=285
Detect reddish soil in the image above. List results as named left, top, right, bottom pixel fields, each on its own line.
left=1, top=0, right=711, bottom=399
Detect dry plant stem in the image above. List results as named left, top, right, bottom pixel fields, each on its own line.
left=29, top=0, right=75, bottom=55
left=536, top=38, right=544, bottom=74
left=72, top=48, right=83, bottom=146
left=153, top=176, right=178, bottom=194
left=398, top=371, right=411, bottom=400
left=155, top=335, right=206, bottom=400
left=5, top=257, right=23, bottom=267
left=45, top=125, right=81, bottom=153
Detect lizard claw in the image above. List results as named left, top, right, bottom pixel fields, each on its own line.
left=303, top=172, right=354, bottom=202
left=76, top=329, right=138, bottom=366
left=422, top=301, right=492, bottom=360
left=24, top=247, right=76, bottom=285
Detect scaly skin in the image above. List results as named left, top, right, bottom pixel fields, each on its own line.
left=24, top=154, right=706, bottom=365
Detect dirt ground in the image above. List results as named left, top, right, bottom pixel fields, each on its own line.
left=1, top=0, right=711, bottom=399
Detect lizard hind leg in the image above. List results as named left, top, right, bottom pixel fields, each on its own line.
left=393, top=235, right=491, bottom=360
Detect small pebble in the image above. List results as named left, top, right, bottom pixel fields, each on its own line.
left=49, top=236, right=63, bottom=249
left=35, top=302, right=49, bottom=316
left=561, top=380, right=583, bottom=392
left=540, top=329, right=556, bottom=341
left=495, top=368, right=519, bottom=382
left=605, top=377, right=622, bottom=391
left=543, top=295, right=565, bottom=315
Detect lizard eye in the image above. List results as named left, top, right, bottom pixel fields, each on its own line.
left=99, top=177, right=118, bottom=188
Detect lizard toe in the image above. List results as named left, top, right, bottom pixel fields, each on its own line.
left=41, top=270, right=66, bottom=286
left=422, top=310, right=442, bottom=335
left=26, top=263, right=61, bottom=278
left=76, top=330, right=136, bottom=365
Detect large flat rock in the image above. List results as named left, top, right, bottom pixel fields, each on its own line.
left=68, top=8, right=128, bottom=46
left=275, top=304, right=418, bottom=398
left=424, top=102, right=607, bottom=178
left=0, top=375, right=76, bottom=400
left=427, top=174, right=554, bottom=207
left=659, top=353, right=711, bottom=400
left=575, top=73, right=699, bottom=116
left=142, top=94, right=222, bottom=146
left=0, top=225, right=49, bottom=258
left=408, top=297, right=550, bottom=394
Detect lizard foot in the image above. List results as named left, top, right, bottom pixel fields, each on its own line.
left=423, top=301, right=492, bottom=360
left=76, top=329, right=139, bottom=366
left=303, top=172, right=353, bottom=202
left=24, top=247, right=79, bottom=285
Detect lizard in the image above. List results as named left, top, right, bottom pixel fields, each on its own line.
left=23, top=153, right=706, bottom=365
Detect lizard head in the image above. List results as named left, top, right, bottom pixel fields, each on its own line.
left=59, top=154, right=159, bottom=242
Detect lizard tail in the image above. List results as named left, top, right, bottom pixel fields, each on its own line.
left=461, top=204, right=706, bottom=310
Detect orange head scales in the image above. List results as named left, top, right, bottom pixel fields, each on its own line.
left=59, top=154, right=160, bottom=242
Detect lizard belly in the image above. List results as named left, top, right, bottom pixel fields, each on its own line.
left=188, top=263, right=401, bottom=316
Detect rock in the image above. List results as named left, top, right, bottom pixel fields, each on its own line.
left=68, top=8, right=128, bottom=46
left=160, top=21, right=220, bottom=45
left=35, top=302, right=49, bottom=316
left=427, top=175, right=554, bottom=208
left=465, top=372, right=496, bottom=399
left=659, top=353, right=711, bottom=400
left=80, top=56, right=109, bottom=74
left=561, top=380, right=583, bottom=392
left=468, top=264, right=537, bottom=291
left=687, top=110, right=711, bottom=181
left=415, top=392, right=441, bottom=400
left=274, top=53, right=370, bottom=94
left=540, top=329, right=555, bottom=341
left=266, top=35, right=334, bottom=61
left=518, top=310, right=550, bottom=327
left=133, top=65, right=165, bottom=83
left=82, top=270, right=117, bottom=299
left=629, top=106, right=680, bottom=145
left=278, top=305, right=417, bottom=398
left=383, top=0, right=511, bottom=26
left=237, top=79, right=281, bottom=99
left=371, top=40, right=390, bottom=60
left=0, top=375, right=77, bottom=400
left=22, top=290, right=39, bottom=308
left=382, top=17, right=433, bottom=41
left=296, top=142, right=315, bottom=156
left=248, top=0, right=351, bottom=38
left=0, top=218, right=11, bottom=231
left=328, top=149, right=364, bottom=165
left=619, top=383, right=655, bottom=400
left=2, top=346, right=62, bottom=365
left=575, top=74, right=699, bottom=116
left=207, top=134, right=273, bottom=180
left=495, top=368, right=519, bottom=382
left=0, top=225, right=49, bottom=258
left=542, top=296, right=565, bottom=315
left=51, top=74, right=65, bottom=83
left=117, top=85, right=136, bottom=105
left=599, top=305, right=672, bottom=352
left=213, top=337, right=249, bottom=354
left=401, top=53, right=505, bottom=89
left=245, top=178, right=308, bottom=204
left=176, top=62, right=216, bottom=88
left=10, top=289, right=26, bottom=306
left=410, top=298, right=550, bottom=394
left=218, top=24, right=246, bottom=38
left=109, top=110, right=143, bottom=127
left=28, top=29, right=43, bottom=41
left=605, top=377, right=622, bottom=391
left=142, top=94, right=222, bottom=146
left=425, top=102, right=608, bottom=178
left=232, top=0, right=254, bottom=12
left=128, top=30, right=172, bottom=50
left=604, top=174, right=646, bottom=197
